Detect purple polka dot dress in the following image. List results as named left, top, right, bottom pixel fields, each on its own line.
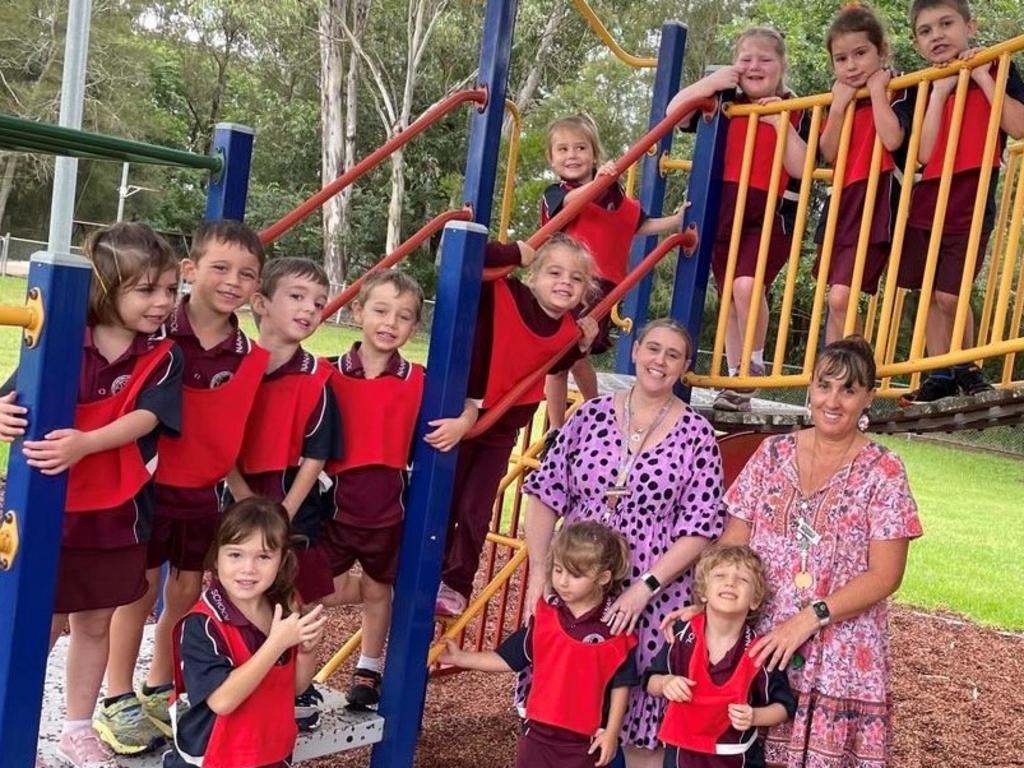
left=523, top=394, right=725, bottom=750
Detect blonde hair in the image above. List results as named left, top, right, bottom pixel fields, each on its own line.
left=526, top=233, right=600, bottom=309
left=545, top=114, right=605, bottom=175
left=734, top=27, right=789, bottom=97
left=548, top=521, right=631, bottom=596
left=84, top=222, right=178, bottom=327
left=693, top=544, right=770, bottom=612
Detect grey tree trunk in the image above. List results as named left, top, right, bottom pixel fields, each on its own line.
left=320, top=0, right=348, bottom=287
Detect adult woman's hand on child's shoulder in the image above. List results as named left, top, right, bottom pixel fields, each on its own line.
left=601, top=580, right=651, bottom=635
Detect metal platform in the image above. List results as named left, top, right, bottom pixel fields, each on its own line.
left=37, top=627, right=383, bottom=766
left=869, top=384, right=1024, bottom=433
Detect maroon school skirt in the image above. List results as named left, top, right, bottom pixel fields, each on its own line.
left=54, top=544, right=148, bottom=614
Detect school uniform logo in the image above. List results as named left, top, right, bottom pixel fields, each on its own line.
left=210, top=371, right=234, bottom=388
left=582, top=633, right=605, bottom=644
left=110, top=374, right=132, bottom=394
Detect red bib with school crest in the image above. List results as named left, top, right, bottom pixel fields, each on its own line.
left=236, top=358, right=333, bottom=474
left=525, top=597, right=637, bottom=736
left=171, top=598, right=297, bottom=768
left=65, top=339, right=174, bottom=513
left=542, top=193, right=642, bottom=284
left=325, top=361, right=424, bottom=474
left=658, top=613, right=761, bottom=753
left=156, top=343, right=269, bottom=488
left=482, top=280, right=579, bottom=409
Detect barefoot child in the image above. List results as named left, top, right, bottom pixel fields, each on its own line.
left=321, top=269, right=476, bottom=709
left=103, top=220, right=267, bottom=753
left=646, top=545, right=795, bottom=766
left=440, top=521, right=638, bottom=768
left=164, top=497, right=327, bottom=768
left=0, top=223, right=182, bottom=767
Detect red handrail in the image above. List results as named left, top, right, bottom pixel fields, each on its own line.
left=466, top=227, right=698, bottom=439
left=320, top=206, right=473, bottom=321
left=260, top=88, right=488, bottom=245
left=482, top=94, right=715, bottom=281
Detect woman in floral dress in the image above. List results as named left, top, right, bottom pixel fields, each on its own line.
left=523, top=318, right=725, bottom=768
left=704, top=336, right=922, bottom=767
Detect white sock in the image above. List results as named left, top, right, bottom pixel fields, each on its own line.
left=357, top=655, right=384, bottom=674
left=62, top=719, right=91, bottom=736
left=751, top=349, right=764, bottom=368
left=728, top=367, right=739, bottom=377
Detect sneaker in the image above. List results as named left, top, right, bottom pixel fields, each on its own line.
left=93, top=694, right=163, bottom=755
left=712, top=364, right=765, bottom=412
left=137, top=685, right=173, bottom=738
left=294, top=684, right=324, bottom=732
left=346, top=667, right=382, bottom=711
left=434, top=583, right=467, bottom=617
left=953, top=364, right=994, bottom=396
left=898, top=370, right=958, bottom=407
left=56, top=726, right=118, bottom=767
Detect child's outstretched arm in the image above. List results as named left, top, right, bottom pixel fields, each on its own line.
left=425, top=399, right=479, bottom=452
left=438, top=638, right=513, bottom=673
left=0, top=391, right=28, bottom=442
left=207, top=604, right=326, bottom=715
left=589, top=686, right=628, bottom=767
left=867, top=70, right=906, bottom=152
left=21, top=409, right=158, bottom=475
left=636, top=207, right=684, bottom=237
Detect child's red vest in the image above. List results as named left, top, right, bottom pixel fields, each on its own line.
left=65, top=339, right=174, bottom=513
left=525, top=597, right=637, bottom=736
left=236, top=359, right=333, bottom=475
left=325, top=362, right=425, bottom=474
left=156, top=343, right=268, bottom=488
left=543, top=193, right=642, bottom=284
left=658, top=613, right=761, bottom=754
left=922, top=66, right=1005, bottom=180
left=171, top=598, right=297, bottom=768
left=482, top=280, right=578, bottom=410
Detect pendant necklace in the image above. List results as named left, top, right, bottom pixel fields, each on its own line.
left=603, top=387, right=674, bottom=521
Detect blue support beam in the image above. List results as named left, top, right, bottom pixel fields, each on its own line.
left=370, top=1, right=517, bottom=765
left=204, top=122, right=254, bottom=221
left=669, top=84, right=729, bottom=400
left=614, top=22, right=688, bottom=373
left=0, top=252, right=91, bottom=767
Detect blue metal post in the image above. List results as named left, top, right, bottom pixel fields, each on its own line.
left=669, top=84, right=729, bottom=399
left=614, top=22, right=688, bottom=374
left=204, top=122, right=254, bottom=221
left=0, top=252, right=91, bottom=767
left=370, top=1, right=516, bottom=766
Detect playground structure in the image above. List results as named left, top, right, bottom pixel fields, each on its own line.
left=1, top=1, right=1024, bottom=767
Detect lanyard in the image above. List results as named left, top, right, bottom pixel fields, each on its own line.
left=603, top=388, right=673, bottom=520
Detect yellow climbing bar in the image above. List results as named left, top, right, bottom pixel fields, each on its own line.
left=571, top=0, right=657, bottom=69
left=498, top=100, right=522, bottom=243
left=0, top=288, right=45, bottom=348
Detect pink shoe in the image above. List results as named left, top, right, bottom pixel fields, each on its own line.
left=434, top=583, right=467, bottom=617
left=56, top=727, right=118, bottom=767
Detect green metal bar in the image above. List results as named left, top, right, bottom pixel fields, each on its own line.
left=0, top=133, right=165, bottom=167
left=0, top=113, right=222, bottom=173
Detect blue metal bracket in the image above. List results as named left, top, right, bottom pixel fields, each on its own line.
left=0, top=252, right=91, bottom=768
left=204, top=122, right=254, bottom=221
left=614, top=22, right=688, bottom=373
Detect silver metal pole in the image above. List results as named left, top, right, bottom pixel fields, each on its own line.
left=47, top=0, right=94, bottom=254
left=116, top=161, right=129, bottom=221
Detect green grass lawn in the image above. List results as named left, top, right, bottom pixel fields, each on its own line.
left=1, top=277, right=1021, bottom=630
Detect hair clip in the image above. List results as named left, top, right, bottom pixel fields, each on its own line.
left=88, top=256, right=110, bottom=296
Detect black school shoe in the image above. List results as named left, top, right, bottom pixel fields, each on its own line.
left=295, top=684, right=324, bottom=731
left=953, top=363, right=994, bottom=396
left=898, top=369, right=958, bottom=407
left=346, top=668, right=382, bottom=711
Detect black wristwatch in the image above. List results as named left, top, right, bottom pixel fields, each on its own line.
left=640, top=572, right=661, bottom=595
left=811, top=599, right=831, bottom=627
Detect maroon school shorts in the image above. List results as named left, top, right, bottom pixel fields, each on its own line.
left=321, top=519, right=402, bottom=585
left=293, top=543, right=335, bottom=605
left=711, top=224, right=791, bottom=291
left=813, top=242, right=890, bottom=295
left=146, top=512, right=221, bottom=572
left=54, top=544, right=148, bottom=614
left=896, top=227, right=989, bottom=295
left=515, top=726, right=597, bottom=768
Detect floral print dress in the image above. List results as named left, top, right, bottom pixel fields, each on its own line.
left=725, top=434, right=922, bottom=768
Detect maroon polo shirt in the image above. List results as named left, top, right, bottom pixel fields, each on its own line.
left=234, top=347, right=340, bottom=542
left=467, top=244, right=581, bottom=442
left=496, top=595, right=639, bottom=746
left=64, top=327, right=183, bottom=549
left=329, top=342, right=410, bottom=529
left=542, top=180, right=649, bottom=226
left=155, top=298, right=257, bottom=520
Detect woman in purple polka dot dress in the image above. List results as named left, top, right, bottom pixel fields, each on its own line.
left=523, top=318, right=724, bottom=767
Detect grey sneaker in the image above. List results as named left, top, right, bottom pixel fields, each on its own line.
left=712, top=364, right=765, bottom=412
left=92, top=694, right=163, bottom=755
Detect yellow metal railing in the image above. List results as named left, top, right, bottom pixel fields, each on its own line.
left=571, top=0, right=657, bottom=69
left=498, top=100, right=523, bottom=243
left=676, top=34, right=1024, bottom=395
